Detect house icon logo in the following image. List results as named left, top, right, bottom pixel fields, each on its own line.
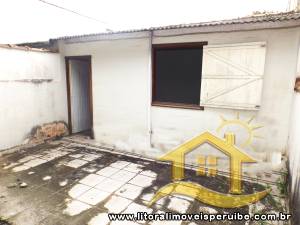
left=149, top=127, right=271, bottom=208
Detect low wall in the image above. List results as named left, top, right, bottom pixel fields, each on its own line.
left=0, top=46, right=68, bottom=150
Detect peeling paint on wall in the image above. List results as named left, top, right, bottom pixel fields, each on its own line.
left=27, top=121, right=68, bottom=144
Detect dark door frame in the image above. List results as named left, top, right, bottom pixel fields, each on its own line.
left=65, top=55, right=94, bottom=138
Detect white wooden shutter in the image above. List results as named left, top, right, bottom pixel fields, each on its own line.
left=200, top=42, right=266, bottom=110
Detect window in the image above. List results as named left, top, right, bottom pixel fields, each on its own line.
left=152, top=42, right=207, bottom=109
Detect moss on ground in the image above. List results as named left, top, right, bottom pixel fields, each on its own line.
left=0, top=217, right=11, bottom=225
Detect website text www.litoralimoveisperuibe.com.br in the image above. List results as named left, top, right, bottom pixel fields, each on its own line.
left=108, top=211, right=292, bottom=223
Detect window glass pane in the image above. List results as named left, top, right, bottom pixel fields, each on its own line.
left=154, top=47, right=203, bottom=105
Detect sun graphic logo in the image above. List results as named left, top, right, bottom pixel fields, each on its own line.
left=217, top=113, right=264, bottom=150
left=149, top=113, right=270, bottom=208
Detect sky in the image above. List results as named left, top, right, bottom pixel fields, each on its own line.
left=0, top=0, right=294, bottom=44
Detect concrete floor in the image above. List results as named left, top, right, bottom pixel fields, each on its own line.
left=0, top=136, right=288, bottom=225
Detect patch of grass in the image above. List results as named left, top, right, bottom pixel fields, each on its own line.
left=276, top=175, right=288, bottom=197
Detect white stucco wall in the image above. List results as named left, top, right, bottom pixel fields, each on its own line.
left=59, top=38, right=152, bottom=155
left=288, top=44, right=300, bottom=223
left=151, top=28, right=300, bottom=166
left=0, top=47, right=68, bottom=150
left=289, top=93, right=300, bottom=191
left=58, top=27, right=300, bottom=169
left=288, top=92, right=300, bottom=225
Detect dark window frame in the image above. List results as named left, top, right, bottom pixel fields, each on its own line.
left=152, top=42, right=207, bottom=110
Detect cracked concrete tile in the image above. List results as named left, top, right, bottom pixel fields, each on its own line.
left=167, top=197, right=191, bottom=213
left=63, top=199, right=91, bottom=216
left=96, top=166, right=119, bottom=177
left=115, top=184, right=143, bottom=200
left=123, top=202, right=152, bottom=214
left=18, top=156, right=36, bottom=163
left=77, top=188, right=110, bottom=205
left=95, top=178, right=125, bottom=193
left=123, top=163, right=144, bottom=173
left=42, top=175, right=52, bottom=181
left=104, top=195, right=132, bottom=213
left=24, top=158, right=47, bottom=167
left=81, top=163, right=104, bottom=174
left=58, top=169, right=90, bottom=186
left=128, top=174, right=155, bottom=187
left=39, top=150, right=67, bottom=161
left=110, top=170, right=137, bottom=182
left=79, top=174, right=106, bottom=187
left=141, top=191, right=167, bottom=208
left=140, top=192, right=157, bottom=203
left=68, top=183, right=92, bottom=198
left=145, top=197, right=168, bottom=208
left=32, top=154, right=43, bottom=158
left=81, top=153, right=101, bottom=161
left=3, top=162, right=19, bottom=169
left=56, top=150, right=69, bottom=156
left=82, top=167, right=97, bottom=173
left=199, top=206, right=218, bottom=214
left=140, top=170, right=157, bottom=178
left=59, top=180, right=68, bottom=187
left=110, top=161, right=131, bottom=169
left=69, top=154, right=84, bottom=158
left=0, top=140, right=268, bottom=225
left=12, top=165, right=31, bottom=172
left=87, top=213, right=110, bottom=225
left=39, top=155, right=58, bottom=161
left=65, top=159, right=88, bottom=168
left=63, top=148, right=76, bottom=152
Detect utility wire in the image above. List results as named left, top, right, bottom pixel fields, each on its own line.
left=38, top=0, right=113, bottom=32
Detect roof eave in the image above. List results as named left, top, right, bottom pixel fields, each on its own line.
left=54, top=19, right=300, bottom=44
left=154, top=19, right=300, bottom=36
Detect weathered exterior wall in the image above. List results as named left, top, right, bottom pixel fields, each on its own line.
left=0, top=47, right=68, bottom=150
left=58, top=38, right=152, bottom=155
left=289, top=93, right=300, bottom=224
left=151, top=28, right=300, bottom=168
left=288, top=43, right=300, bottom=224
left=58, top=27, right=300, bottom=172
